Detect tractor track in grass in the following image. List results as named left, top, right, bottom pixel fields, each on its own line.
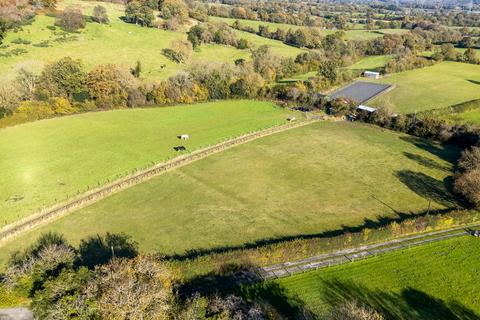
left=0, top=119, right=319, bottom=246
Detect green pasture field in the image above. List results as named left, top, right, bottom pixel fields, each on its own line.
left=263, top=236, right=480, bottom=318
left=0, top=100, right=296, bottom=226
left=368, top=62, right=480, bottom=114
left=346, top=55, right=391, bottom=70
left=0, top=121, right=461, bottom=266
left=208, top=16, right=406, bottom=41
left=229, top=28, right=305, bottom=57
left=0, top=0, right=299, bottom=82
left=279, top=71, right=318, bottom=82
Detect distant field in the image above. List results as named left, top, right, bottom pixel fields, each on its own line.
left=346, top=55, right=391, bottom=70
left=229, top=28, right=305, bottom=57
left=208, top=16, right=406, bottom=41
left=267, top=236, right=480, bottom=318
left=0, top=12, right=244, bottom=81
left=0, top=100, right=295, bottom=226
left=0, top=0, right=299, bottom=82
left=368, top=62, right=480, bottom=113
left=281, top=55, right=391, bottom=82
left=0, top=121, right=460, bottom=265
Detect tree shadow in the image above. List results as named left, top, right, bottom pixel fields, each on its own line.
left=467, top=79, right=480, bottom=86
left=241, top=281, right=317, bottom=319
left=320, top=279, right=479, bottom=320
left=399, top=136, right=461, bottom=164
left=178, top=263, right=316, bottom=319
left=403, top=152, right=451, bottom=172
left=163, top=206, right=459, bottom=263
left=76, top=233, right=138, bottom=269
left=178, top=263, right=262, bottom=298
left=395, top=170, right=461, bottom=208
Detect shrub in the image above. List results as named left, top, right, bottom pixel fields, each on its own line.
left=90, top=256, right=175, bottom=319
left=92, top=5, right=109, bottom=24
left=454, top=147, right=480, bottom=208
left=162, top=39, right=192, bottom=63
left=125, top=1, right=154, bottom=27
left=56, top=7, right=85, bottom=32
left=328, top=300, right=385, bottom=320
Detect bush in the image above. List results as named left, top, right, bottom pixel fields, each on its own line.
left=125, top=1, right=154, bottom=27
left=454, top=168, right=480, bottom=208
left=454, top=147, right=480, bottom=208
left=56, top=7, right=85, bottom=32
left=162, top=39, right=192, bottom=63
left=92, top=5, right=109, bottom=24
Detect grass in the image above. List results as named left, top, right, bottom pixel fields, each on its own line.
left=0, top=285, right=29, bottom=308
left=0, top=0, right=299, bottom=82
left=229, top=28, right=305, bottom=57
left=454, top=109, right=480, bottom=124
left=368, top=62, right=480, bottom=113
left=0, top=100, right=296, bottom=226
left=0, top=121, right=461, bottom=266
left=441, top=108, right=480, bottom=125
left=346, top=55, right=391, bottom=70
left=264, top=236, right=480, bottom=318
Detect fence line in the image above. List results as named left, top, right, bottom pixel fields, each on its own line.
left=0, top=119, right=319, bottom=246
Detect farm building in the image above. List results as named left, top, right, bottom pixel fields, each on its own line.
left=364, top=71, right=381, bottom=79
left=357, top=105, right=377, bottom=113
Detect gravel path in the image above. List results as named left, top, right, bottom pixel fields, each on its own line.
left=0, top=308, right=32, bottom=320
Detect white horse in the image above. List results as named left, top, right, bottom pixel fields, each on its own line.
left=180, top=134, right=189, bottom=140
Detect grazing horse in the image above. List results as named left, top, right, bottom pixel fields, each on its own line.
left=179, top=134, right=189, bottom=140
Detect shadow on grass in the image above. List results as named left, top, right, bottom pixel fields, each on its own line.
left=467, top=79, right=480, bottom=86
left=395, top=170, right=461, bottom=208
left=403, top=152, right=451, bottom=172
left=399, top=136, right=461, bottom=164
left=320, top=279, right=479, bottom=320
left=163, top=206, right=460, bottom=263
left=178, top=263, right=262, bottom=297
left=178, top=264, right=316, bottom=319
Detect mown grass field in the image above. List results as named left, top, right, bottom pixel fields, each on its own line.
left=264, top=236, right=480, bottom=318
left=0, top=121, right=461, bottom=266
left=208, top=16, right=407, bottom=41
left=0, top=0, right=300, bottom=82
left=0, top=100, right=296, bottom=226
left=369, top=62, right=480, bottom=113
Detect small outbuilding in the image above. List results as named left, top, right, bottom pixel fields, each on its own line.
left=363, top=71, right=381, bottom=79
left=357, top=105, right=377, bottom=113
